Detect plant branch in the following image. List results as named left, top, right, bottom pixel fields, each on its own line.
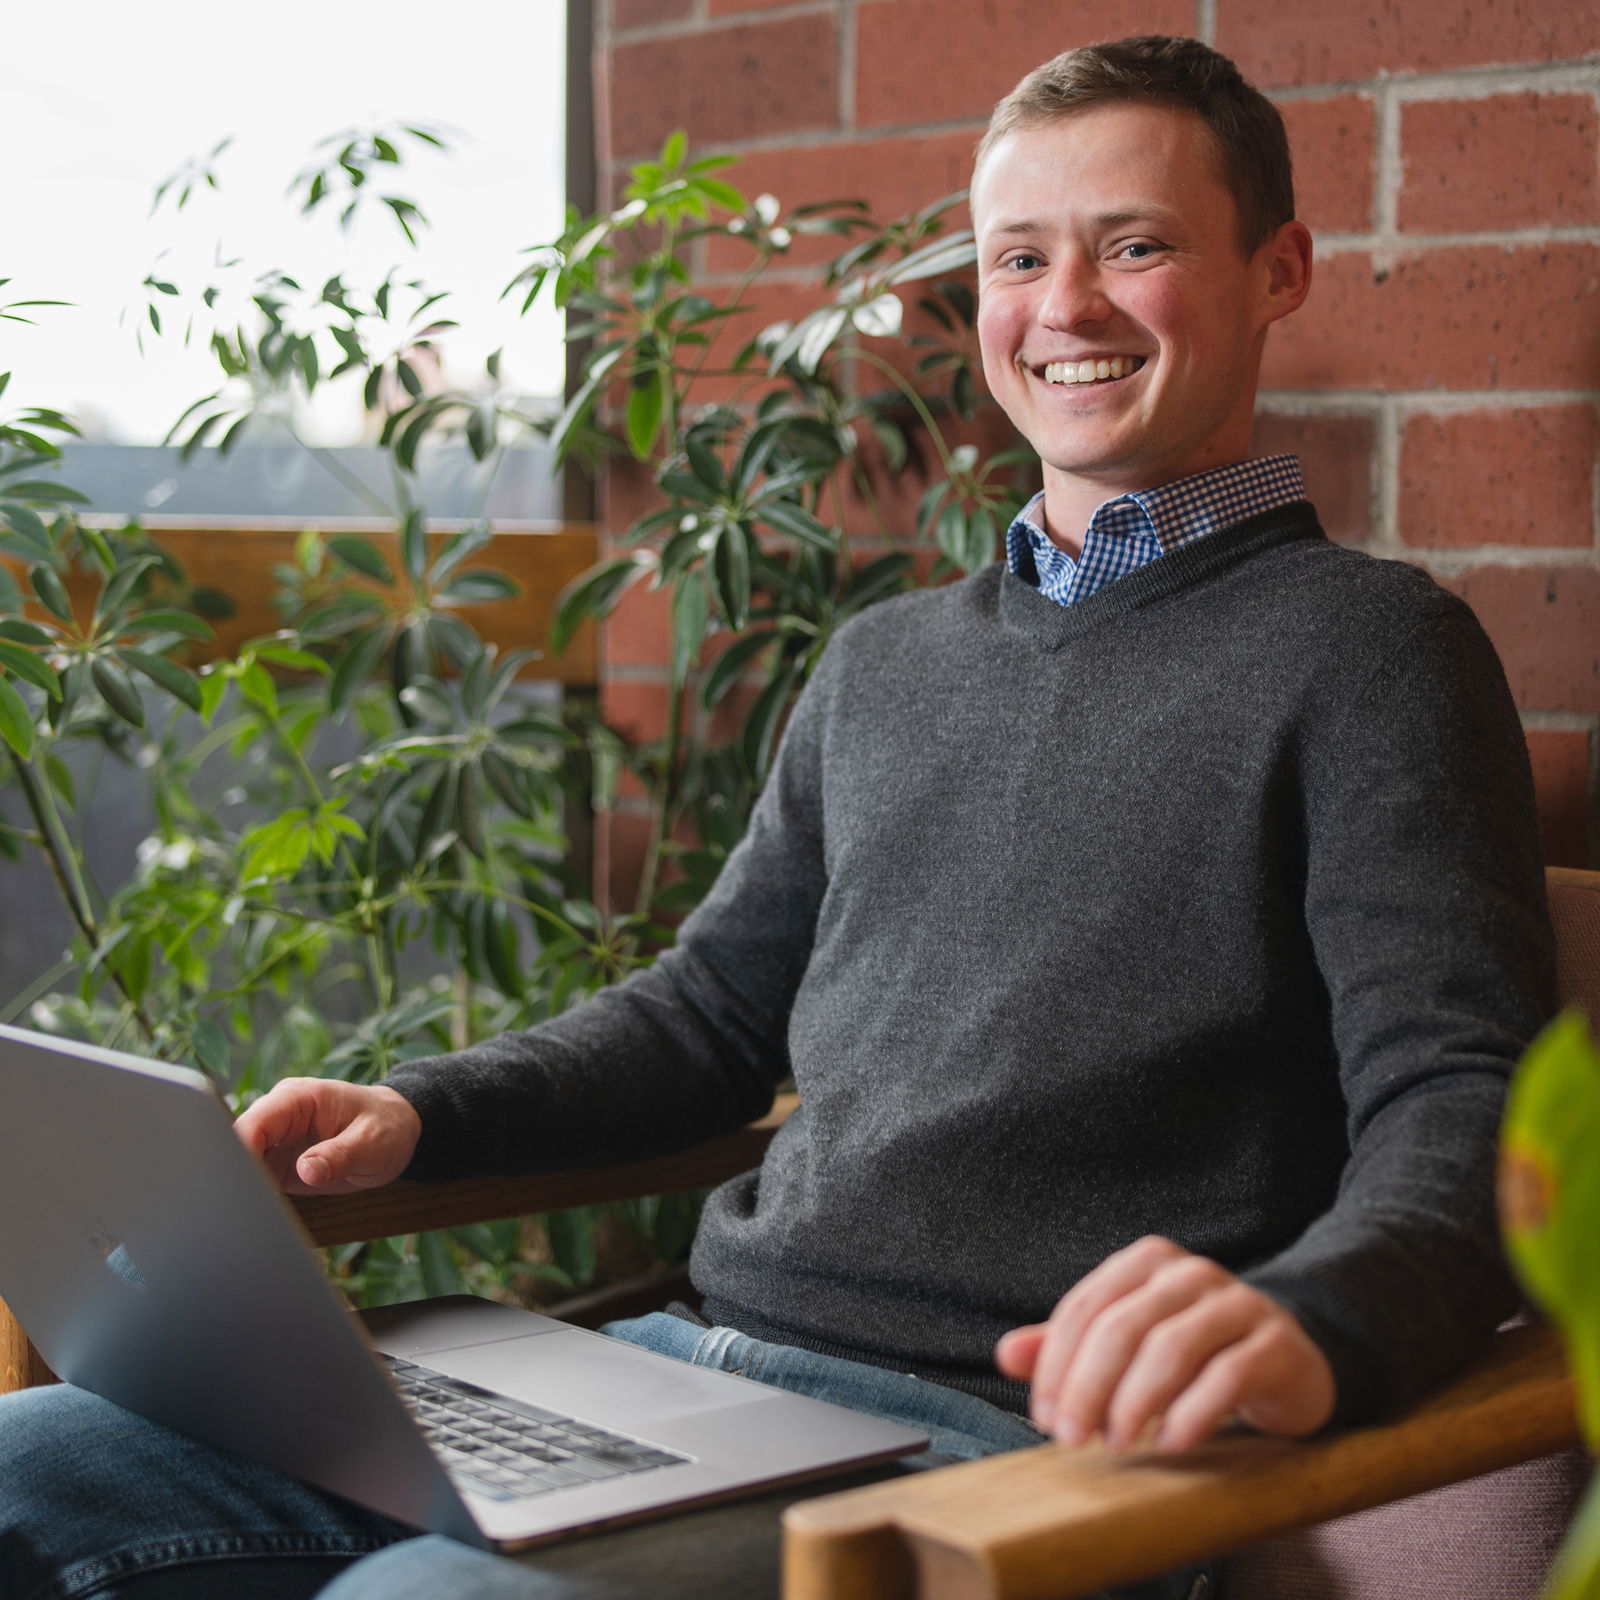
left=292, top=430, right=394, bottom=518
left=6, top=750, right=162, bottom=1047
left=634, top=674, right=688, bottom=919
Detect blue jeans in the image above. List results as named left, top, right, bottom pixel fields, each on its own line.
left=0, top=1313, right=1213, bottom=1600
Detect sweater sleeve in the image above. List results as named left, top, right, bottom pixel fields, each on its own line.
left=383, top=647, right=836, bottom=1181
left=1243, top=593, right=1557, bottom=1426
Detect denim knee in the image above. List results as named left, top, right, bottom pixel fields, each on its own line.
left=0, top=1385, right=406, bottom=1600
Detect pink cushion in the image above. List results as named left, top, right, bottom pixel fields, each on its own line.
left=1221, top=1447, right=1591, bottom=1600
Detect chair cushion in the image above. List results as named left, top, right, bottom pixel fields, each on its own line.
left=1221, top=1447, right=1591, bottom=1600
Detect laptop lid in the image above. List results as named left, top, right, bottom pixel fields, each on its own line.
left=0, top=1022, right=484, bottom=1544
left=0, top=1023, right=927, bottom=1548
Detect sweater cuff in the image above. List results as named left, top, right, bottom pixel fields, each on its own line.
left=384, top=1059, right=477, bottom=1182
left=1248, top=1281, right=1392, bottom=1431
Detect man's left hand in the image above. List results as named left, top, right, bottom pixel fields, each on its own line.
left=995, top=1235, right=1336, bottom=1453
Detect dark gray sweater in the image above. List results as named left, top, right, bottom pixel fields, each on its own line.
left=390, top=504, right=1556, bottom=1425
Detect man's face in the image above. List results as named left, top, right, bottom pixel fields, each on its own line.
left=972, top=102, right=1307, bottom=505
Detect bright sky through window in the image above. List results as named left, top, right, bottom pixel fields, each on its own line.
left=0, top=0, right=566, bottom=445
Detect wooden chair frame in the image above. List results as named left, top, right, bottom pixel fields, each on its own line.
left=3, top=866, right=1596, bottom=1599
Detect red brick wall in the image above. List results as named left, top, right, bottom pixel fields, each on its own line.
left=592, top=0, right=1600, bottom=891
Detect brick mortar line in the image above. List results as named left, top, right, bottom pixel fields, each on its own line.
left=1257, top=390, right=1600, bottom=411
left=610, top=0, right=836, bottom=45
left=837, top=0, right=857, bottom=130
left=602, top=663, right=674, bottom=682
left=1194, top=0, right=1216, bottom=47
left=1521, top=710, right=1599, bottom=733
left=608, top=0, right=832, bottom=43
left=1311, top=225, right=1600, bottom=254
left=1374, top=81, right=1401, bottom=237
left=1410, top=546, right=1600, bottom=574
left=603, top=116, right=987, bottom=171
left=1374, top=392, right=1402, bottom=554
left=1267, top=60, right=1600, bottom=105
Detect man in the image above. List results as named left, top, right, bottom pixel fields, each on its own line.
left=0, top=34, right=1554, bottom=1600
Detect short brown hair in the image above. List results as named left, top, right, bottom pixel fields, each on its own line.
left=976, top=36, right=1295, bottom=254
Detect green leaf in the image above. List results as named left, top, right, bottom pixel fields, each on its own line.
left=0, top=639, right=60, bottom=698
left=238, top=659, right=278, bottom=716
left=0, top=501, right=53, bottom=554
left=484, top=898, right=524, bottom=999
left=670, top=575, right=707, bottom=690
left=418, top=1231, right=466, bottom=1297
left=95, top=554, right=163, bottom=624
left=426, top=521, right=493, bottom=587
left=544, top=1208, right=597, bottom=1288
left=91, top=658, right=145, bottom=727
left=480, top=748, right=531, bottom=818
left=192, top=1018, right=230, bottom=1076
left=548, top=346, right=622, bottom=462
left=740, top=657, right=804, bottom=787
left=850, top=291, right=903, bottom=339
left=710, top=524, right=751, bottom=631
left=3, top=480, right=91, bottom=505
left=0, top=618, right=52, bottom=646
left=934, top=499, right=967, bottom=566
left=685, top=431, right=727, bottom=495
left=329, top=627, right=388, bottom=714
left=198, top=670, right=229, bottom=723
left=0, top=676, right=34, bottom=756
left=701, top=628, right=777, bottom=711
left=252, top=641, right=331, bottom=674
left=455, top=763, right=485, bottom=856
left=401, top=507, right=427, bottom=584
left=757, top=498, right=837, bottom=551
left=625, top=363, right=666, bottom=460
left=437, top=570, right=520, bottom=605
left=697, top=178, right=746, bottom=211
left=327, top=536, right=395, bottom=585
left=883, top=229, right=977, bottom=285
left=548, top=555, right=651, bottom=657
left=119, top=648, right=203, bottom=712
left=399, top=680, right=454, bottom=724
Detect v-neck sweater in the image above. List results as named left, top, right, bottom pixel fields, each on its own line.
left=389, top=503, right=1555, bottom=1425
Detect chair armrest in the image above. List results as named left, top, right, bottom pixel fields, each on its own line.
left=291, top=1094, right=798, bottom=1248
left=781, top=1321, right=1581, bottom=1600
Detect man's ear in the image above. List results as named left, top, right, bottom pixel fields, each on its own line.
left=1258, top=220, right=1313, bottom=329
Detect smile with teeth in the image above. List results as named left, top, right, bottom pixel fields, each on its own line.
left=1041, top=356, right=1146, bottom=385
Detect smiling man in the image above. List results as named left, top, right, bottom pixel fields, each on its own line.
left=0, top=35, right=1557, bottom=1600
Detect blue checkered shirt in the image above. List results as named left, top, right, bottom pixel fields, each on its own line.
left=1005, top=455, right=1307, bottom=606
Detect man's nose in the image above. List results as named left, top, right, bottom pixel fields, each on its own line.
left=1038, top=259, right=1111, bottom=329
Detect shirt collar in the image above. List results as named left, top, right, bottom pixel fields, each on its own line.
left=1005, top=455, right=1307, bottom=586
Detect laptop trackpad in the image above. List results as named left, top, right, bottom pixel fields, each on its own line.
left=426, top=1327, right=784, bottom=1430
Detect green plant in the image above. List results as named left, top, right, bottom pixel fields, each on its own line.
left=0, top=125, right=1035, bottom=1308
left=523, top=136, right=1034, bottom=910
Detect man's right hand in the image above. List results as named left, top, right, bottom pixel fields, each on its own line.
left=234, top=1078, right=422, bottom=1195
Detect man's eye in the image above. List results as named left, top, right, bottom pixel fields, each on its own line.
left=1006, top=253, right=1043, bottom=271
left=1118, top=242, right=1166, bottom=261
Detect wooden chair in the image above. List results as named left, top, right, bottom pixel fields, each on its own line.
left=4, top=866, right=1597, bottom=1599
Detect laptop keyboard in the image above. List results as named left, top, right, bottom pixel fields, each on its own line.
left=384, top=1356, right=690, bottom=1503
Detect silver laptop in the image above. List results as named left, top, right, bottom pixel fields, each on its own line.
left=0, top=1023, right=925, bottom=1550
